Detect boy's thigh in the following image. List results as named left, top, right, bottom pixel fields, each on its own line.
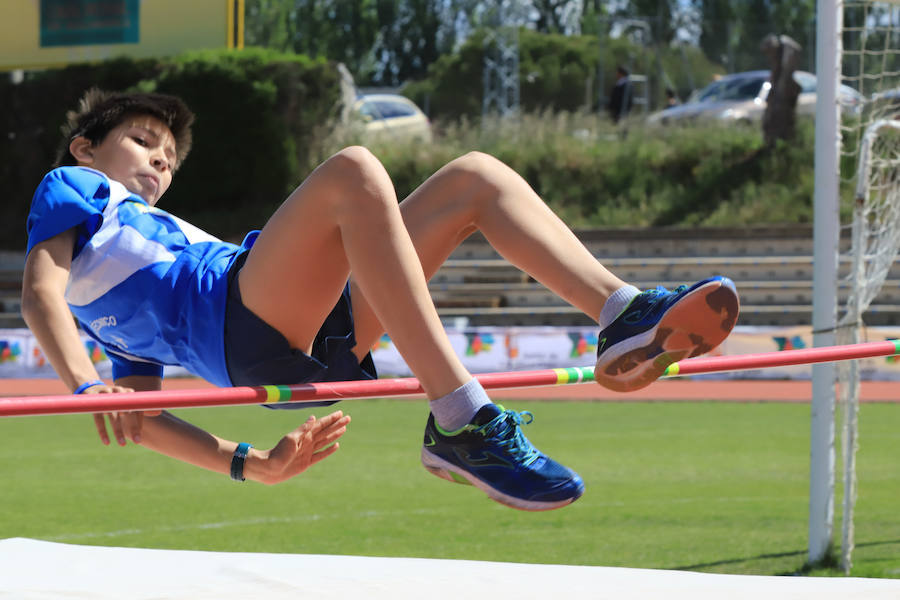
left=237, top=186, right=352, bottom=353
left=225, top=252, right=376, bottom=392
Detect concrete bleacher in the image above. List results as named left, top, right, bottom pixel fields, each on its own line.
left=431, top=226, right=900, bottom=327
left=2, top=226, right=898, bottom=329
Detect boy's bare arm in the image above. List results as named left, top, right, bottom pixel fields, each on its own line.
left=93, top=375, right=164, bottom=446
left=22, top=228, right=104, bottom=391
left=125, top=409, right=351, bottom=484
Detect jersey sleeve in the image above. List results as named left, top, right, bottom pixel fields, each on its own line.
left=26, top=167, right=110, bottom=256
left=109, top=352, right=165, bottom=381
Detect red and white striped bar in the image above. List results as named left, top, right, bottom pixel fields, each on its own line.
left=1, top=340, right=898, bottom=417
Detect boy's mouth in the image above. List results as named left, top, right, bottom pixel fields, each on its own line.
left=138, top=173, right=159, bottom=193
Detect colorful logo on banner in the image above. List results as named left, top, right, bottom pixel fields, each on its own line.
left=773, top=335, right=806, bottom=351
left=372, top=334, right=391, bottom=352
left=0, top=340, right=22, bottom=363
left=568, top=331, right=598, bottom=358
left=33, top=346, right=47, bottom=367
left=84, top=340, right=108, bottom=364
left=506, top=335, right=518, bottom=360
left=465, top=332, right=494, bottom=356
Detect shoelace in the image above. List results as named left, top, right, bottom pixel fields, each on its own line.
left=641, top=284, right=689, bottom=311
left=475, top=409, right=541, bottom=466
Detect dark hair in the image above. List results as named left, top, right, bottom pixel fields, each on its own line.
left=55, top=88, right=195, bottom=169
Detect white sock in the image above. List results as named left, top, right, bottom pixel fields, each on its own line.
left=598, top=285, right=641, bottom=329
left=429, top=378, right=492, bottom=431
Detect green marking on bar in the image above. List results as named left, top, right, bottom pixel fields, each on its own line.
left=565, top=367, right=580, bottom=382
left=276, top=385, right=292, bottom=402
left=665, top=363, right=680, bottom=377
left=892, top=339, right=900, bottom=356
left=582, top=366, right=595, bottom=381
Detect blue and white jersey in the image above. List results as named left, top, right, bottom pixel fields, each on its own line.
left=26, top=166, right=253, bottom=386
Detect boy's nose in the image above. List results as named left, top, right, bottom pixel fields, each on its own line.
left=151, top=155, right=170, bottom=171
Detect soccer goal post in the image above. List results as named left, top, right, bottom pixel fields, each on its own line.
left=812, top=0, right=900, bottom=570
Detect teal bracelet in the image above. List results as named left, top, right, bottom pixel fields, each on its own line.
left=230, top=442, right=253, bottom=482
left=73, top=380, right=105, bottom=395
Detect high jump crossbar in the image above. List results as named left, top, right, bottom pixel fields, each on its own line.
left=1, top=339, right=898, bottom=417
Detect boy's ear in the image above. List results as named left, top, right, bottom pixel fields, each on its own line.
left=68, top=136, right=94, bottom=165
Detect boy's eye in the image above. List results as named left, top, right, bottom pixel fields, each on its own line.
left=131, top=136, right=148, bottom=146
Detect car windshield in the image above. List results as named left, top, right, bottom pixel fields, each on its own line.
left=359, top=98, right=418, bottom=120
left=694, top=77, right=766, bottom=103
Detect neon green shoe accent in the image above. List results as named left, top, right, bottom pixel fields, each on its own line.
left=653, top=353, right=674, bottom=370
left=449, top=471, right=473, bottom=485
left=433, top=404, right=506, bottom=436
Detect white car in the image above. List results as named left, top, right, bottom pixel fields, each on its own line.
left=352, top=94, right=433, bottom=143
left=647, top=70, right=863, bottom=126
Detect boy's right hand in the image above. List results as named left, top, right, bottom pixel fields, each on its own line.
left=249, top=411, right=351, bottom=485
left=86, top=384, right=162, bottom=446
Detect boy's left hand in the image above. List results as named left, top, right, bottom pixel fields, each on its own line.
left=86, top=384, right=162, bottom=446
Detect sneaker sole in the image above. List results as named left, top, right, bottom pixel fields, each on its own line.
left=420, top=447, right=584, bottom=512
left=594, top=278, right=740, bottom=393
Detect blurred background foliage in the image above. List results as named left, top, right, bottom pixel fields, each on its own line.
left=3, top=0, right=835, bottom=249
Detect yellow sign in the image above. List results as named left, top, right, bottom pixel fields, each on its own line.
left=0, top=0, right=244, bottom=72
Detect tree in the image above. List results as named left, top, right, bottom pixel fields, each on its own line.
left=292, top=0, right=381, bottom=79
left=371, top=0, right=443, bottom=85
left=692, top=0, right=816, bottom=74
left=696, top=0, right=738, bottom=71
left=619, top=0, right=679, bottom=45
left=244, top=0, right=294, bottom=52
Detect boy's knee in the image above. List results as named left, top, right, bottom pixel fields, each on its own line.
left=451, top=151, right=504, bottom=176
left=444, top=151, right=508, bottom=200
left=322, top=146, right=396, bottom=213
left=328, top=146, right=385, bottom=181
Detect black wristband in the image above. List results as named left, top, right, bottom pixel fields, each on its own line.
left=230, top=442, right=253, bottom=482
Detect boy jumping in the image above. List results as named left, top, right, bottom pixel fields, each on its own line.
left=22, top=89, right=739, bottom=510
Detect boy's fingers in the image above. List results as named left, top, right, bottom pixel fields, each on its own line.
left=108, top=413, right=126, bottom=446
left=309, top=442, right=340, bottom=466
left=312, top=411, right=345, bottom=429
left=92, top=414, right=110, bottom=445
left=129, top=412, right=143, bottom=443
left=313, top=426, right=347, bottom=451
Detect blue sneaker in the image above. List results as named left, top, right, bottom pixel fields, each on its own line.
left=421, top=404, right=585, bottom=511
left=595, top=276, right=739, bottom=392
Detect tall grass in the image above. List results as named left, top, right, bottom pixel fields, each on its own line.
left=323, top=111, right=842, bottom=230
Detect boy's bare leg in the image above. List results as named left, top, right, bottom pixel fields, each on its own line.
left=348, top=151, right=739, bottom=393
left=236, top=146, right=471, bottom=400
left=351, top=151, right=628, bottom=354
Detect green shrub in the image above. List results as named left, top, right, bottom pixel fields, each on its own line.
left=403, top=29, right=722, bottom=123
left=361, top=114, right=842, bottom=229
left=1, top=48, right=341, bottom=249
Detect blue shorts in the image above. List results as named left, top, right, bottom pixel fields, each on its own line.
left=223, top=251, right=377, bottom=409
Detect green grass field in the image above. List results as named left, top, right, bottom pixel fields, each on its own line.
left=1, top=398, right=898, bottom=578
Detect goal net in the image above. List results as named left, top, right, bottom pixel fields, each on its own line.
left=835, top=0, right=900, bottom=573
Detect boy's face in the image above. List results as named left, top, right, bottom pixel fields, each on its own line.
left=72, top=115, right=177, bottom=206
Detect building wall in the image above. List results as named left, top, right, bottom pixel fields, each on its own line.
left=0, top=0, right=240, bottom=71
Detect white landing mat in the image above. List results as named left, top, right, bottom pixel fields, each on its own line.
left=2, top=537, right=899, bottom=600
